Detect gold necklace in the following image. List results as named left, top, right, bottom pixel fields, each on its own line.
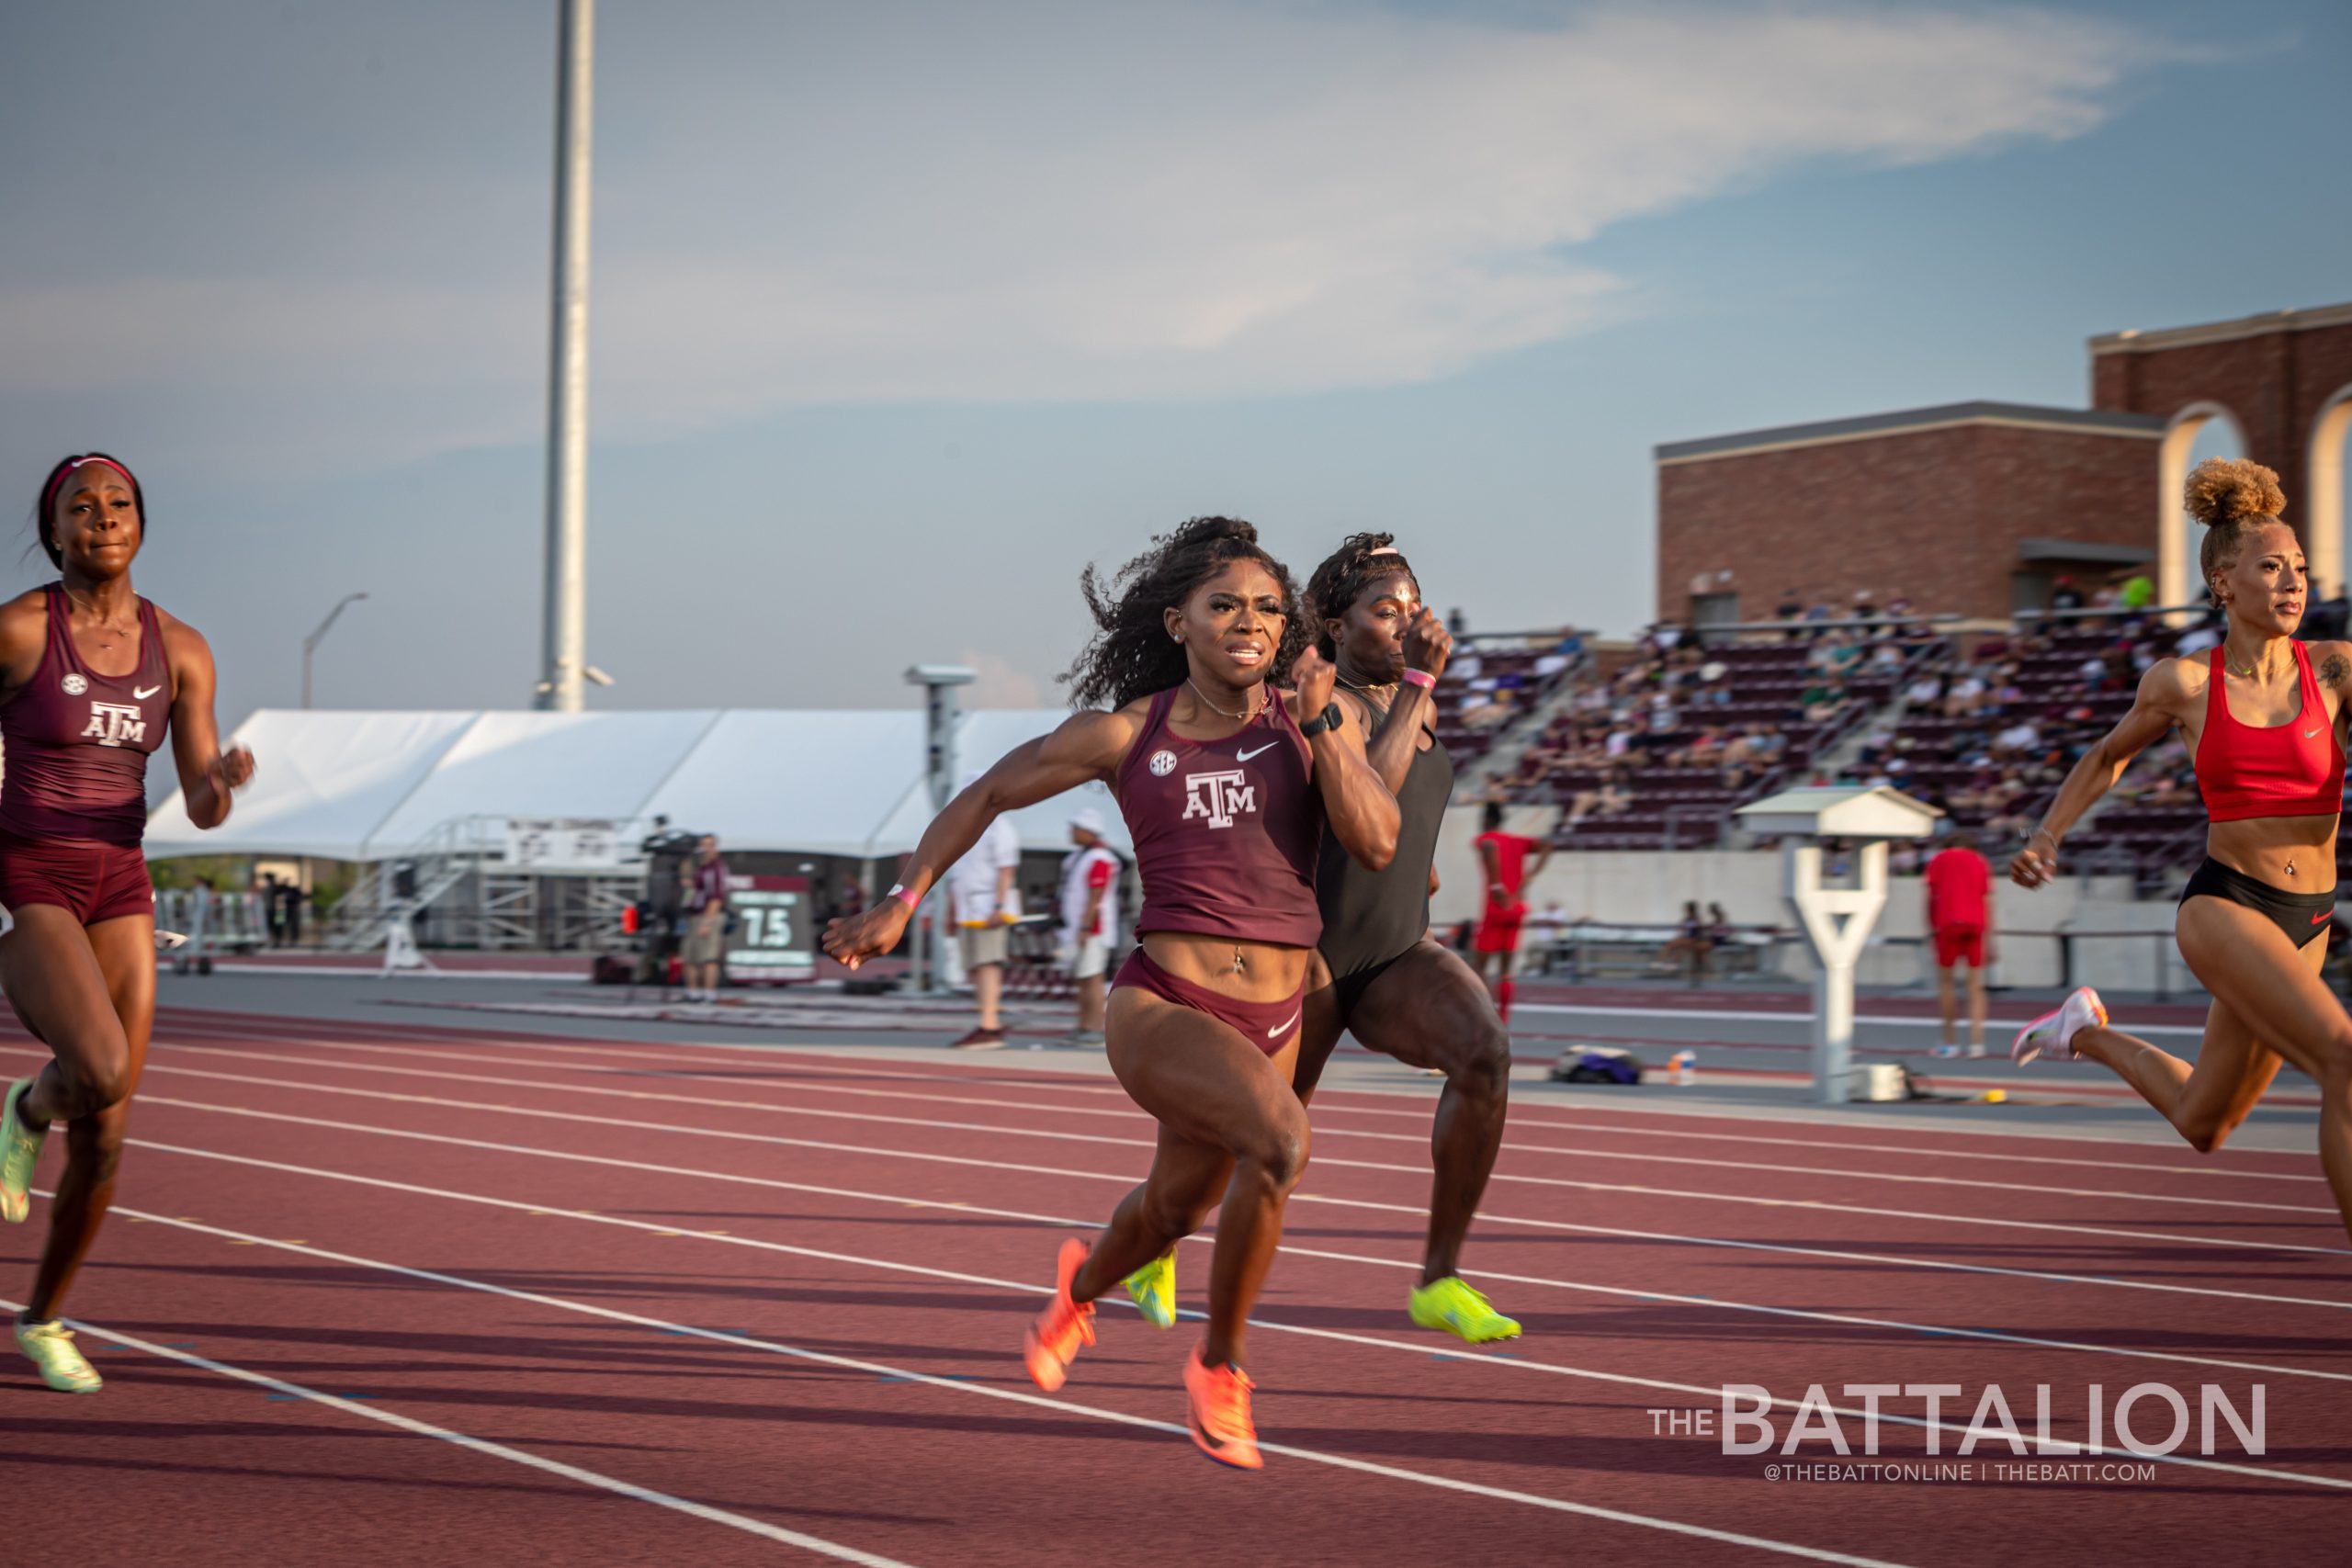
left=1185, top=678, right=1260, bottom=720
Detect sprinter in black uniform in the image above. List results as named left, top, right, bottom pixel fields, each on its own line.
left=1125, top=535, right=1519, bottom=1343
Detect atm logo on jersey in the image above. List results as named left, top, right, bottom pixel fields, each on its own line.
left=1182, top=768, right=1255, bottom=829
left=81, top=702, right=147, bottom=749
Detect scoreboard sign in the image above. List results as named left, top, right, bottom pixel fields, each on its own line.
left=725, top=874, right=813, bottom=981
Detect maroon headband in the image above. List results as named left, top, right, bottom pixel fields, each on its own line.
left=42, top=456, right=137, bottom=513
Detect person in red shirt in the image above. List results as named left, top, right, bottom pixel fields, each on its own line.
left=1471, top=800, right=1552, bottom=1024
left=1923, top=830, right=1995, bottom=1056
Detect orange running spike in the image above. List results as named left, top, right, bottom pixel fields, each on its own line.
left=1183, top=1344, right=1263, bottom=1470
left=1022, top=1237, right=1096, bottom=1393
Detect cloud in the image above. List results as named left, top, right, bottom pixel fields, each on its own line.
left=0, top=1, right=2160, bottom=468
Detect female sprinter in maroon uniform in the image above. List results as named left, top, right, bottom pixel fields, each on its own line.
left=824, top=516, right=1398, bottom=1468
left=2010, top=459, right=2352, bottom=1242
left=0, top=454, right=254, bottom=1393
left=1122, top=535, right=1520, bottom=1344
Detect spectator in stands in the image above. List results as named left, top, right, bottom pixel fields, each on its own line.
left=1802, top=679, right=1851, bottom=725
left=944, top=773, right=1022, bottom=1047
left=2118, top=569, right=2155, bottom=614
left=1566, top=766, right=1632, bottom=826
left=1462, top=686, right=1514, bottom=729
left=2175, top=611, right=2224, bottom=657
left=1905, top=670, right=1944, bottom=710
left=1944, top=669, right=1988, bottom=717
left=682, top=834, right=730, bottom=1002
left=2049, top=575, right=2086, bottom=613
left=1057, top=809, right=1121, bottom=1046
left=1924, top=829, right=1996, bottom=1056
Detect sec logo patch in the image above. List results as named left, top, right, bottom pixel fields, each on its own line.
left=62, top=673, right=87, bottom=696
left=1148, top=749, right=1178, bottom=777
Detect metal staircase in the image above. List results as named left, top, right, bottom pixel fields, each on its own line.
left=326, top=815, right=643, bottom=952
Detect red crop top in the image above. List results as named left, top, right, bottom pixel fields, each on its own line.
left=2195, top=643, right=2346, bottom=824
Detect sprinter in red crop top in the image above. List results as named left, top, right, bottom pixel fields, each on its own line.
left=0, top=454, right=254, bottom=1394
left=823, top=516, right=1399, bottom=1469
left=2010, top=458, right=2352, bottom=1244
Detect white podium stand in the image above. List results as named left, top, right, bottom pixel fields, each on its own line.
left=1736, top=786, right=1940, bottom=1104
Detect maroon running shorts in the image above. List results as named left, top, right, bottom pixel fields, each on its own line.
left=0, top=832, right=154, bottom=927
left=1113, top=947, right=1305, bottom=1056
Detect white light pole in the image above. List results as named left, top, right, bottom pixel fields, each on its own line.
left=537, top=0, right=595, bottom=712
left=301, top=592, right=368, bottom=709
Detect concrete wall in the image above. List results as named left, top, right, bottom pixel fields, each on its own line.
left=1433, top=804, right=2204, bottom=996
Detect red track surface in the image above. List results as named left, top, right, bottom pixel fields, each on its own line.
left=3, top=1005, right=2346, bottom=1566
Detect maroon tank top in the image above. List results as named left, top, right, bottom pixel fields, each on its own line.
left=1114, top=685, right=1323, bottom=948
left=0, top=584, right=172, bottom=847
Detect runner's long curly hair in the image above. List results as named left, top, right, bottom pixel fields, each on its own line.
left=1306, top=531, right=1418, bottom=660
left=1063, top=516, right=1308, bottom=711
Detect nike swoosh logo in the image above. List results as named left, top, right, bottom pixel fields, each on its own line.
left=1268, top=1010, right=1300, bottom=1038
left=1236, top=742, right=1279, bottom=761
left=2307, top=728, right=2322, bottom=739
left=2314, top=911, right=2332, bottom=925
left=134, top=685, right=162, bottom=700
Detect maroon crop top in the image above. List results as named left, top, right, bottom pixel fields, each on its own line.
left=1113, top=685, right=1324, bottom=949
left=0, top=584, right=173, bottom=847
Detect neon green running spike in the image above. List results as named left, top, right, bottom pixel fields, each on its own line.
left=1124, top=1251, right=1176, bottom=1329
left=15, top=1318, right=101, bottom=1393
left=1408, top=1277, right=1521, bottom=1344
left=1, top=1078, right=45, bottom=1225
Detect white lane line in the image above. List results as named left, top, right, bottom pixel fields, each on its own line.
left=103, top=1066, right=2352, bottom=1314
left=131, top=1095, right=2352, bottom=1379
left=102, top=1146, right=2352, bottom=1499
left=164, top=1016, right=2321, bottom=1168
left=0, top=1291, right=919, bottom=1566
left=183, top=1034, right=2333, bottom=1216
left=65, top=1201, right=1917, bottom=1564
left=127, top=1041, right=2352, bottom=1258
left=1515, top=1000, right=2214, bottom=1038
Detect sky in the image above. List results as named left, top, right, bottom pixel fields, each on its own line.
left=4, top=0, right=2347, bottom=724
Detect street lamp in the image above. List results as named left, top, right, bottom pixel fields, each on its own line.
left=301, top=592, right=368, bottom=709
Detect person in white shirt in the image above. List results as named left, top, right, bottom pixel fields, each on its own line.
left=944, top=769, right=1022, bottom=1047
left=1057, top=808, right=1123, bottom=1045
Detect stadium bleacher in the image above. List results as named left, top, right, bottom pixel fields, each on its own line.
left=1471, top=592, right=2352, bottom=883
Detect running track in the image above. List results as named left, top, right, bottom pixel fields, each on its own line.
left=2, top=1004, right=2346, bottom=1566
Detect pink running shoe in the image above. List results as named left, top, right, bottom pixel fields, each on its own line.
left=2010, top=987, right=2108, bottom=1066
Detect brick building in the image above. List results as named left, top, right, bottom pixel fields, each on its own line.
left=1657, top=302, right=2352, bottom=627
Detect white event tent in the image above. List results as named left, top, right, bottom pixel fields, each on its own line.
left=143, top=708, right=1126, bottom=863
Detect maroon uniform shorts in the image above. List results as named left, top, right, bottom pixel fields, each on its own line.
left=1114, top=947, right=1306, bottom=1057
left=0, top=832, right=153, bottom=927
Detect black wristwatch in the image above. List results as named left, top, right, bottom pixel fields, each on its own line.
left=1299, top=701, right=1347, bottom=739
